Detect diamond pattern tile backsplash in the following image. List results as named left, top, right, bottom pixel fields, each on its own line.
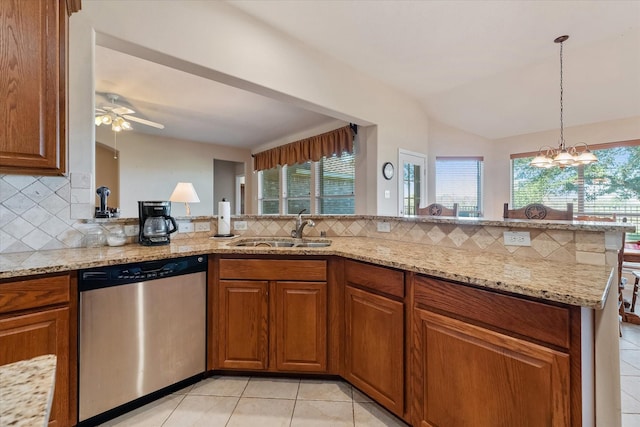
left=0, top=180, right=611, bottom=267
left=0, top=174, right=93, bottom=253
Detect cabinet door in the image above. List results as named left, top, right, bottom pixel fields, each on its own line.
left=218, top=280, right=268, bottom=370
left=413, top=308, right=570, bottom=427
left=345, top=285, right=404, bottom=416
left=0, top=0, right=66, bottom=175
left=275, top=281, right=327, bottom=372
left=0, top=307, right=69, bottom=427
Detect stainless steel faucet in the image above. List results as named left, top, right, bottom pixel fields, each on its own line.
left=291, top=209, right=315, bottom=238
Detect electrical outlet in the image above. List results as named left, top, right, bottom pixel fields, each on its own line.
left=503, top=231, right=531, bottom=246
left=377, top=222, right=391, bottom=233
left=384, top=190, right=391, bottom=199
left=234, top=221, right=248, bottom=231
left=195, top=222, right=210, bottom=232
left=178, top=222, right=194, bottom=233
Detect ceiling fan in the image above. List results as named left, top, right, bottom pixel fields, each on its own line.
left=95, top=93, right=165, bottom=132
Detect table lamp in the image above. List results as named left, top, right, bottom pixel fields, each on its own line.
left=169, top=182, right=200, bottom=216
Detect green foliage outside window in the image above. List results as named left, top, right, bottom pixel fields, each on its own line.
left=512, top=144, right=640, bottom=240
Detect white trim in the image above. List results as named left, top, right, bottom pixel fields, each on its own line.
left=398, top=149, right=427, bottom=216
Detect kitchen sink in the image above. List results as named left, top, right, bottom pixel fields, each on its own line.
left=230, top=238, right=331, bottom=248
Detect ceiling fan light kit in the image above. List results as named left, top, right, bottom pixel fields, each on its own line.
left=530, top=35, right=598, bottom=169
left=95, top=93, right=165, bottom=133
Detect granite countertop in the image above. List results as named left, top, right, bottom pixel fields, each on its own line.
left=0, top=236, right=614, bottom=309
left=0, top=354, right=57, bottom=427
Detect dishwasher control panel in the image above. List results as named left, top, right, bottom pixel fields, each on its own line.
left=79, top=255, right=207, bottom=291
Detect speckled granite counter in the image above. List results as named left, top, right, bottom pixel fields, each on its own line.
left=0, top=236, right=614, bottom=309
left=0, top=354, right=57, bottom=427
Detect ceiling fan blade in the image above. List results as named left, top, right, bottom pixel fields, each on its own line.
left=111, top=106, right=135, bottom=115
left=123, top=115, right=165, bottom=129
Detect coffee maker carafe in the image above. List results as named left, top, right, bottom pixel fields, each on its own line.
left=138, top=201, right=178, bottom=246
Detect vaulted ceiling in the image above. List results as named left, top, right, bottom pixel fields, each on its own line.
left=94, top=1, right=640, bottom=146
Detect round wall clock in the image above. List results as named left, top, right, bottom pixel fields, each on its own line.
left=382, top=162, right=394, bottom=180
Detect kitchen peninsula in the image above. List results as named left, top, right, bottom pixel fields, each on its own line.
left=0, top=216, right=632, bottom=427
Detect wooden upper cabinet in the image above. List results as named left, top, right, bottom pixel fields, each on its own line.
left=0, top=0, right=80, bottom=175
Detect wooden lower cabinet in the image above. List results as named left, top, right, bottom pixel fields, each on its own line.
left=216, top=259, right=328, bottom=373
left=413, top=308, right=570, bottom=427
left=0, top=275, right=72, bottom=427
left=218, top=280, right=269, bottom=370
left=411, top=273, right=577, bottom=427
left=275, top=281, right=327, bottom=372
left=344, top=285, right=404, bottom=417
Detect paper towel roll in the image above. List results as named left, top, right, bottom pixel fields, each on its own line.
left=218, top=200, right=231, bottom=236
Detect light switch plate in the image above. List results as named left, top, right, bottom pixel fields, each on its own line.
left=503, top=231, right=531, bottom=246
left=178, top=222, right=194, bottom=233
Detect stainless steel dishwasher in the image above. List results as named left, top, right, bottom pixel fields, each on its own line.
left=78, top=255, right=207, bottom=425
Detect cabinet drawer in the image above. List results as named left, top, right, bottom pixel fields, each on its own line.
left=344, top=260, right=404, bottom=299
left=0, top=274, right=70, bottom=315
left=414, top=275, right=570, bottom=349
left=219, top=259, right=326, bottom=281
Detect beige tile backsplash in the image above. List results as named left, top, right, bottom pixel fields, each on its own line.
left=0, top=177, right=616, bottom=267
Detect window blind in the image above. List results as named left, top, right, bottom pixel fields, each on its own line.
left=435, top=157, right=484, bottom=217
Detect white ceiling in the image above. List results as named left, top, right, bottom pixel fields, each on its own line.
left=94, top=46, right=339, bottom=148
left=94, top=0, right=640, bottom=146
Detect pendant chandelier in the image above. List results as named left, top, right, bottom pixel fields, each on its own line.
left=530, top=35, right=598, bottom=169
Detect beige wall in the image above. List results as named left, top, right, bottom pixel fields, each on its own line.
left=96, top=126, right=252, bottom=218
left=71, top=1, right=431, bottom=217
left=429, top=116, right=640, bottom=219
left=95, top=143, right=119, bottom=209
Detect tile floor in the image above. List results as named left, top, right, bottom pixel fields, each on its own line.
left=622, top=322, right=640, bottom=427
left=101, top=305, right=640, bottom=426
left=100, top=377, right=409, bottom=427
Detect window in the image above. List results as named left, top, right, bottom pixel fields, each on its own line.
left=318, top=152, right=355, bottom=214
left=435, top=157, right=484, bottom=217
left=511, top=141, right=640, bottom=240
left=285, top=162, right=311, bottom=214
left=258, top=154, right=355, bottom=215
left=258, top=167, right=280, bottom=214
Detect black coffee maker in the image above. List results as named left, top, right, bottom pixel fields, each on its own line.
left=138, top=201, right=178, bottom=246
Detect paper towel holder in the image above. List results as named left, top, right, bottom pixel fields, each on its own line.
left=215, top=198, right=234, bottom=238
left=169, top=182, right=200, bottom=216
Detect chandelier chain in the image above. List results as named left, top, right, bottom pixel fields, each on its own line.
left=559, top=39, right=564, bottom=149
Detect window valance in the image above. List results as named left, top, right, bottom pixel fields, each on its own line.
left=253, top=125, right=354, bottom=171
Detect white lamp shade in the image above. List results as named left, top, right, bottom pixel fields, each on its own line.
left=169, top=182, right=200, bottom=203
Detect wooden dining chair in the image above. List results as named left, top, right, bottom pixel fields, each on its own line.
left=503, top=203, right=574, bottom=220
left=418, top=203, right=458, bottom=217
